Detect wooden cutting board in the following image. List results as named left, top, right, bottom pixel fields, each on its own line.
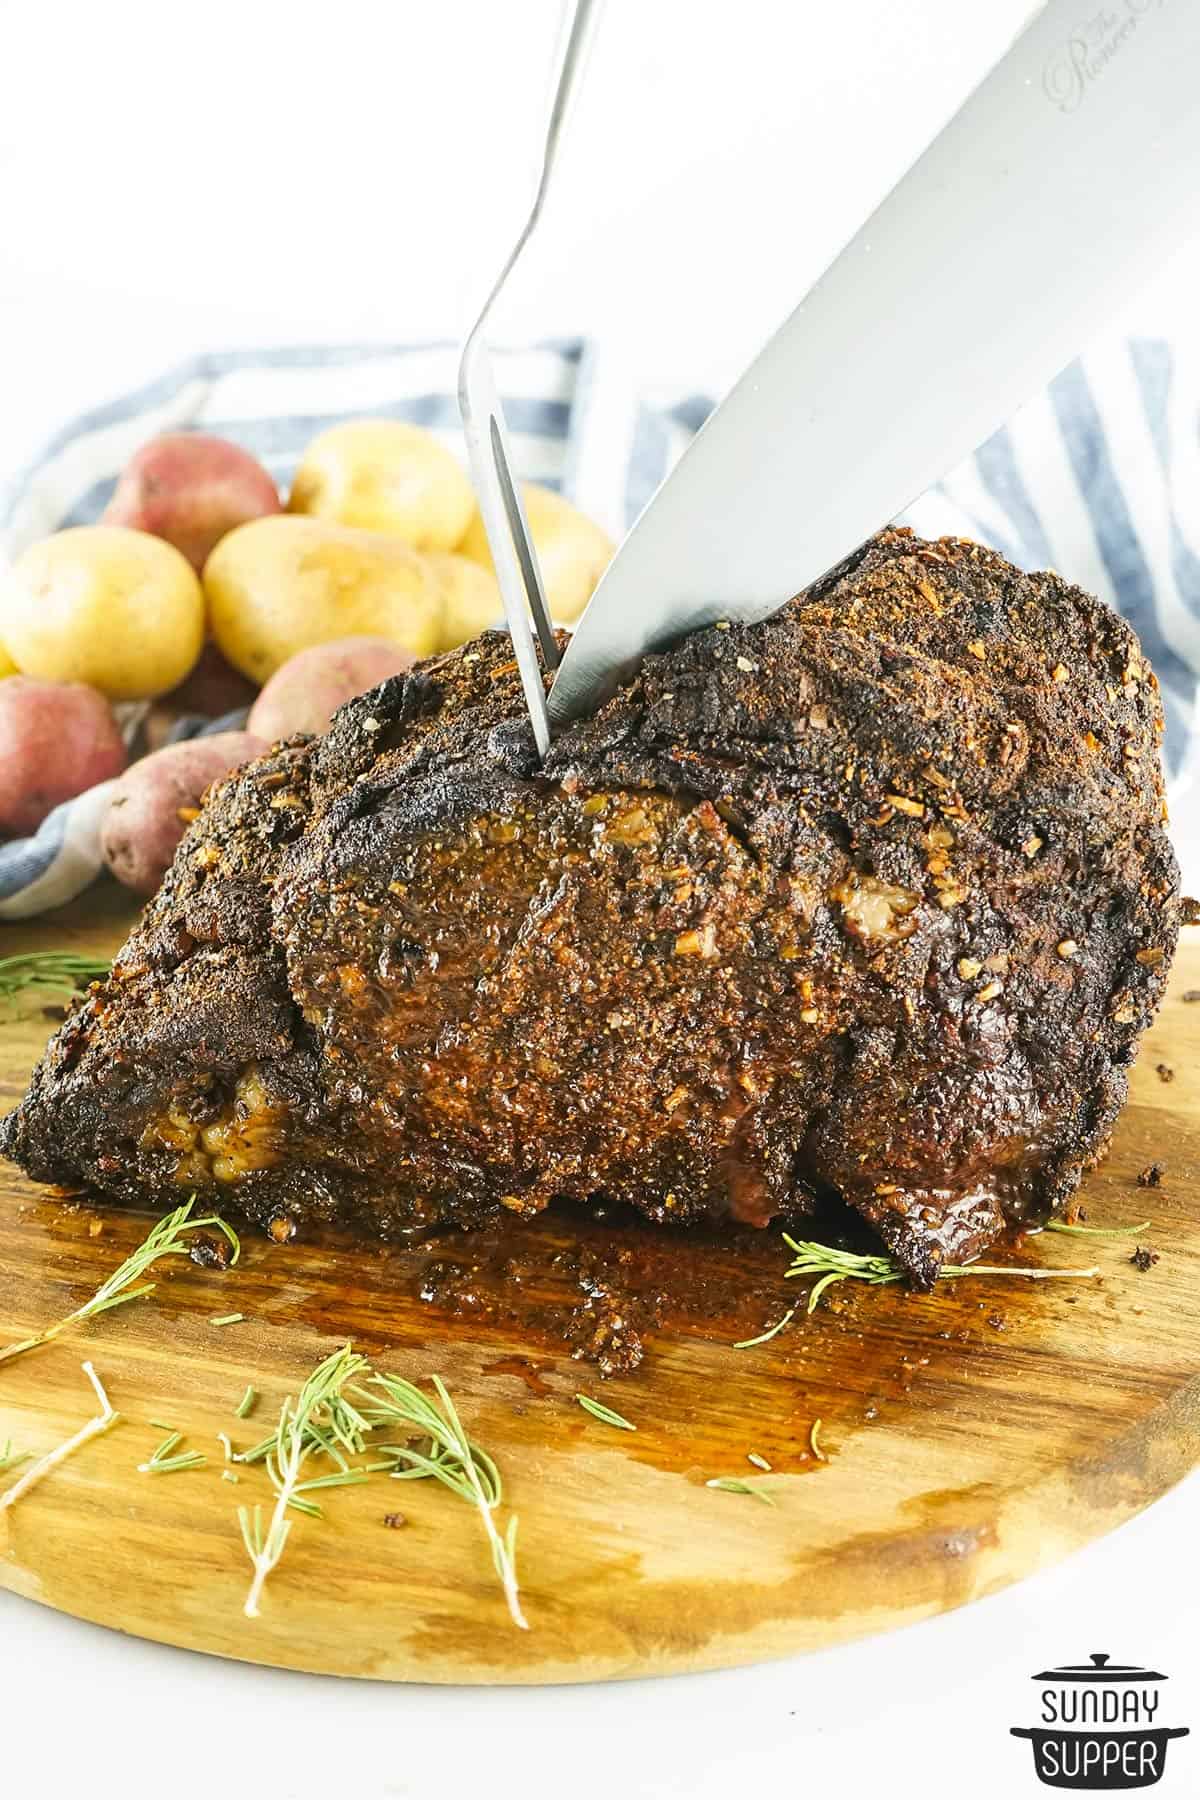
left=1, top=883, right=1199, bottom=1685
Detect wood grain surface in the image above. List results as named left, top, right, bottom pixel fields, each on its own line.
left=1, top=885, right=1198, bottom=1684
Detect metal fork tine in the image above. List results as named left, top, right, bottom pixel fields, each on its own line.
left=460, top=337, right=552, bottom=756
left=489, top=416, right=559, bottom=671
left=457, top=0, right=600, bottom=760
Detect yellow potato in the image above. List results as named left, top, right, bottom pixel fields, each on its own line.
left=457, top=483, right=614, bottom=623
left=0, top=526, right=204, bottom=700
left=288, top=419, right=474, bottom=550
left=204, top=515, right=444, bottom=683
left=425, top=552, right=501, bottom=650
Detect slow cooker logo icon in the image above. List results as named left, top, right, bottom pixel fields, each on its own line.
left=1011, top=1653, right=1189, bottom=1790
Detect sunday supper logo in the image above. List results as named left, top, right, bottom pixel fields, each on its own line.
left=1010, top=1653, right=1189, bottom=1790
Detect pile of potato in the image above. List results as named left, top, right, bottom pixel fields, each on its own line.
left=0, top=421, right=613, bottom=894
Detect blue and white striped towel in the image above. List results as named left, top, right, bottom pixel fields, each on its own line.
left=2, top=334, right=1198, bottom=920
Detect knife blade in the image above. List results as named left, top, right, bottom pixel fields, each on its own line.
left=548, top=0, right=1200, bottom=727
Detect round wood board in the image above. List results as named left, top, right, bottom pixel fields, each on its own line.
left=1, top=885, right=1199, bottom=1685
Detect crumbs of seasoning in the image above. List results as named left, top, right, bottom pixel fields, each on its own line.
left=383, top=1512, right=407, bottom=1529
left=189, top=1231, right=233, bottom=1271
left=1156, top=1063, right=1175, bottom=1084
left=1138, top=1163, right=1165, bottom=1188
left=1182, top=989, right=1200, bottom=1003
left=1180, top=897, right=1200, bottom=926
left=1131, top=1246, right=1160, bottom=1272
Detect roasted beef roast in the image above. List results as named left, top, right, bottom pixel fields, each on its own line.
left=0, top=530, right=1181, bottom=1283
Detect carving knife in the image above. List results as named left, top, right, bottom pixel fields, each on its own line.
left=548, top=0, right=1200, bottom=727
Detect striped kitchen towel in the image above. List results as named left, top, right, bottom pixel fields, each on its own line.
left=1, top=333, right=1198, bottom=919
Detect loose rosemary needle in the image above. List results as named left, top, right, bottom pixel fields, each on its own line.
left=239, top=1345, right=370, bottom=1619
left=706, top=1477, right=776, bottom=1507
left=361, top=1370, right=527, bottom=1630
left=782, top=1234, right=1099, bottom=1313
left=575, top=1394, right=636, bottom=1432
left=234, top=1386, right=258, bottom=1420
left=0, top=1440, right=29, bottom=1474
left=0, top=1197, right=240, bottom=1367
left=1045, top=1218, right=1151, bottom=1237
left=138, top=1430, right=206, bottom=1475
left=0, top=1362, right=119, bottom=1512
left=734, top=1307, right=797, bottom=1350
left=0, top=951, right=110, bottom=1012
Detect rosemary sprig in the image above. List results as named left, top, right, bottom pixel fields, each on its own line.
left=0, top=1197, right=240, bottom=1368
left=241, top=1372, right=372, bottom=1475
left=575, top=1394, right=636, bottom=1432
left=734, top=1307, right=797, bottom=1349
left=0, top=1362, right=119, bottom=1511
left=361, top=1371, right=527, bottom=1630
left=783, top=1238, right=904, bottom=1311
left=1045, top=1218, right=1150, bottom=1238
left=0, top=951, right=110, bottom=1012
left=782, top=1233, right=1099, bottom=1312
left=239, top=1345, right=369, bottom=1619
left=706, top=1476, right=775, bottom=1507
left=138, top=1430, right=206, bottom=1475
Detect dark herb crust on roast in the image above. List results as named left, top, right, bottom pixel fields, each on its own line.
left=0, top=530, right=1180, bottom=1284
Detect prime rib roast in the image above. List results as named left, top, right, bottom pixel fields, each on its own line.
left=0, top=529, right=1181, bottom=1285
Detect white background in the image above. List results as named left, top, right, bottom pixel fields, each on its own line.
left=0, top=3, right=1197, bottom=1796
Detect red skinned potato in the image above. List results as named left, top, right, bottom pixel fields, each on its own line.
left=104, top=433, right=281, bottom=571
left=0, top=678, right=126, bottom=837
left=101, top=731, right=265, bottom=894
left=247, top=636, right=416, bottom=743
